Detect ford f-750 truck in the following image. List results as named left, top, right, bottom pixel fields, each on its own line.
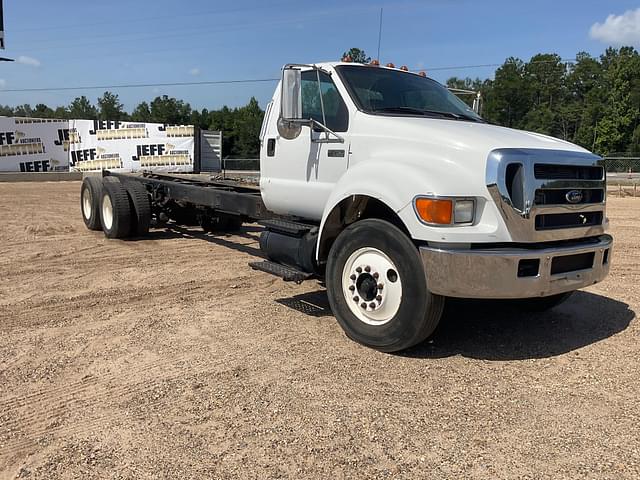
left=79, top=60, right=612, bottom=352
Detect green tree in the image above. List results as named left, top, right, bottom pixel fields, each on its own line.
left=97, top=91, right=126, bottom=120
left=149, top=95, right=192, bottom=124
left=342, top=47, right=371, bottom=63
left=482, top=57, right=530, bottom=128
left=130, top=101, right=152, bottom=122
left=32, top=103, right=55, bottom=118
left=13, top=104, right=34, bottom=117
left=68, top=96, right=98, bottom=120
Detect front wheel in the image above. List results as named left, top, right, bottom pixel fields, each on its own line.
left=326, top=219, right=445, bottom=352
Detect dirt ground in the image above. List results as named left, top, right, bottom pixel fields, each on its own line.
left=0, top=181, right=638, bottom=479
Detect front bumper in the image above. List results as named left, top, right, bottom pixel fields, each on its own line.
left=420, top=234, right=612, bottom=299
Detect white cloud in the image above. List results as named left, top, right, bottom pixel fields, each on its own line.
left=0, top=79, right=6, bottom=89
left=590, top=8, right=640, bottom=46
left=16, top=55, right=41, bottom=67
left=189, top=67, right=201, bottom=76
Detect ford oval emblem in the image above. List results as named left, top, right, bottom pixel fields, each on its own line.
left=566, top=190, right=583, bottom=204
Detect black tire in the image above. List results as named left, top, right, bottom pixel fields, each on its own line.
left=100, top=178, right=133, bottom=239
left=515, top=291, right=574, bottom=312
left=218, top=215, right=243, bottom=232
left=124, top=181, right=151, bottom=237
left=80, top=176, right=103, bottom=230
left=201, top=214, right=243, bottom=233
left=326, top=219, right=445, bottom=352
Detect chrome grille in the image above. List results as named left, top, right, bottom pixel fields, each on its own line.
left=534, top=164, right=603, bottom=180
left=486, top=149, right=606, bottom=242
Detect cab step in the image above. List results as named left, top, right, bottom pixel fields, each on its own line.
left=260, top=219, right=315, bottom=237
left=249, top=260, right=313, bottom=284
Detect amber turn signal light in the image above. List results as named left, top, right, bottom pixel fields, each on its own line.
left=415, top=198, right=453, bottom=225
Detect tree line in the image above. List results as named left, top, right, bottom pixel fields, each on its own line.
left=448, top=46, right=640, bottom=156
left=1, top=46, right=638, bottom=158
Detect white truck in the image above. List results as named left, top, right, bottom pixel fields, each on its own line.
left=80, top=60, right=612, bottom=352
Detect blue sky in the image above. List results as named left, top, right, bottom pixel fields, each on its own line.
left=1, top=0, right=639, bottom=112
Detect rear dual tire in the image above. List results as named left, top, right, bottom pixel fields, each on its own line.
left=80, top=176, right=151, bottom=239
left=80, top=177, right=103, bottom=231
left=101, top=179, right=133, bottom=239
left=326, top=219, right=445, bottom=353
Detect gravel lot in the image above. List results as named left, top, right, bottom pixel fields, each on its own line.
left=0, top=181, right=638, bottom=479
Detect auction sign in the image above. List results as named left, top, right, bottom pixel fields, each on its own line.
left=0, top=117, right=70, bottom=172
left=0, top=117, right=196, bottom=173
left=68, top=120, right=195, bottom=173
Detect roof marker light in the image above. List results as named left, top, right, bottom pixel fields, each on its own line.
left=386, top=62, right=395, bottom=68
left=342, top=55, right=353, bottom=62
left=400, top=65, right=408, bottom=71
left=370, top=59, right=380, bottom=66
left=418, top=71, right=427, bottom=77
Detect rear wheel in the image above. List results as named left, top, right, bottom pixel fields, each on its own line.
left=101, top=179, right=132, bottom=239
left=80, top=176, right=103, bottom=230
left=124, top=181, right=151, bottom=237
left=326, top=219, right=445, bottom=352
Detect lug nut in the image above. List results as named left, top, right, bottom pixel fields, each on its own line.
left=369, top=302, right=376, bottom=309
left=377, top=283, right=384, bottom=290
left=365, top=266, right=371, bottom=272
left=373, top=272, right=379, bottom=279
left=356, top=267, right=362, bottom=273
left=348, top=285, right=355, bottom=291
left=376, top=295, right=382, bottom=301
left=350, top=274, right=356, bottom=281
left=360, top=302, right=367, bottom=309
left=353, top=296, right=359, bottom=302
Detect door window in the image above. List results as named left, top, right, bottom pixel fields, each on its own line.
left=301, top=71, right=349, bottom=132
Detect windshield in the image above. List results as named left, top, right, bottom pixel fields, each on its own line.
left=335, top=65, right=483, bottom=122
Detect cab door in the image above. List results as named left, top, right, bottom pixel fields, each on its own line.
left=261, top=69, right=350, bottom=220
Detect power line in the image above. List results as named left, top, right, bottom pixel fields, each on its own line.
left=0, top=57, right=582, bottom=93
left=1, top=78, right=279, bottom=93
left=417, top=58, right=578, bottom=72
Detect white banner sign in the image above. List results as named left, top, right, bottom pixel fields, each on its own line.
left=0, top=116, right=196, bottom=173
left=0, top=117, right=69, bottom=172
left=69, top=120, right=195, bottom=173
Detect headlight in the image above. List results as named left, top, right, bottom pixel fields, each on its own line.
left=414, top=196, right=475, bottom=226
left=453, top=199, right=475, bottom=224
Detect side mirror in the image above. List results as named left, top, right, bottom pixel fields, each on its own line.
left=281, top=68, right=302, bottom=120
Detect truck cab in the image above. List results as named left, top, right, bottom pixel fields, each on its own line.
left=257, top=61, right=612, bottom=351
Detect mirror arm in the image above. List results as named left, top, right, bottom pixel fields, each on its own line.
left=309, top=120, right=344, bottom=143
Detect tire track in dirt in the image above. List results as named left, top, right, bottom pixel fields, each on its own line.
left=0, top=357, right=229, bottom=458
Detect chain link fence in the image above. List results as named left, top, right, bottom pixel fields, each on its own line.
left=221, top=158, right=259, bottom=171
left=604, top=156, right=640, bottom=174
left=605, top=155, right=640, bottom=197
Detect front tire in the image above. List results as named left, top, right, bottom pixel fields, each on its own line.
left=326, top=219, right=445, bottom=352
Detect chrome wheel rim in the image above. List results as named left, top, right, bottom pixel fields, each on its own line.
left=102, top=194, right=113, bottom=231
left=341, top=247, right=402, bottom=326
left=82, top=188, right=92, bottom=220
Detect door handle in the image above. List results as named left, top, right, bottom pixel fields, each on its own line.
left=267, top=138, right=276, bottom=157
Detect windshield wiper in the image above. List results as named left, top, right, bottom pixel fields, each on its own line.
left=372, top=106, right=483, bottom=122
left=420, top=109, right=484, bottom=122
left=372, top=106, right=432, bottom=115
